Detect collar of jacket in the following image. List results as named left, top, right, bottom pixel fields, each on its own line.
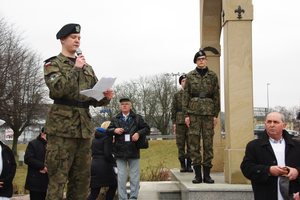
left=57, top=53, right=74, bottom=64
left=191, top=67, right=213, bottom=76
left=95, top=129, right=107, bottom=139
left=37, top=134, right=47, bottom=145
left=260, top=129, right=294, bottom=147
left=0, top=140, right=8, bottom=149
left=116, top=109, right=136, bottom=118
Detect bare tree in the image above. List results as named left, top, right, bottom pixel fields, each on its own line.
left=289, top=106, right=300, bottom=120
left=145, top=74, right=175, bottom=135
left=270, top=106, right=295, bottom=122
left=0, top=17, right=48, bottom=155
left=91, top=74, right=175, bottom=135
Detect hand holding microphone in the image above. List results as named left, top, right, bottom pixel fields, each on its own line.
left=75, top=48, right=86, bottom=71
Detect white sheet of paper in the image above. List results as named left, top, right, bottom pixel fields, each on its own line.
left=125, top=134, right=130, bottom=142
left=79, top=77, right=117, bottom=101
left=0, top=119, right=5, bottom=126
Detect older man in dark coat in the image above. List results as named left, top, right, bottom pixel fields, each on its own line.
left=241, top=112, right=300, bottom=200
left=107, top=97, right=150, bottom=200
left=25, top=127, right=48, bottom=200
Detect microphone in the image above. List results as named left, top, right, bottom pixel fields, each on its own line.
left=75, top=48, right=86, bottom=71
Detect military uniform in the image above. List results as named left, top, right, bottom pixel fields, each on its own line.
left=171, top=88, right=192, bottom=172
left=182, top=51, right=220, bottom=183
left=43, top=24, right=111, bottom=200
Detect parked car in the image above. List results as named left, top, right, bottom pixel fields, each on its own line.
left=286, top=130, right=299, bottom=138
left=254, top=124, right=265, bottom=139
left=254, top=124, right=299, bottom=139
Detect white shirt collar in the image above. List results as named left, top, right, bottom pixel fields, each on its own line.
left=269, top=137, right=284, bottom=144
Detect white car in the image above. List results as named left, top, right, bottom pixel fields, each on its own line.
left=286, top=130, right=299, bottom=138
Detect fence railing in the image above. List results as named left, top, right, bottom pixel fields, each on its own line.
left=147, top=135, right=176, bottom=140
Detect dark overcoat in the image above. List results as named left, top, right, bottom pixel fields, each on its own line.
left=0, top=141, right=16, bottom=198
left=90, top=129, right=116, bottom=188
left=241, top=130, right=300, bottom=200
left=24, top=134, right=48, bottom=192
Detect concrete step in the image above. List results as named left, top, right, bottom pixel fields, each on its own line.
left=126, top=181, right=180, bottom=200
left=171, top=169, right=254, bottom=200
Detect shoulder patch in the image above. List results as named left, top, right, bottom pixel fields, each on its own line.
left=45, top=62, right=51, bottom=67
left=44, top=56, right=57, bottom=63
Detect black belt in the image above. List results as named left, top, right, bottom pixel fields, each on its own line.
left=192, top=93, right=212, bottom=98
left=54, top=99, right=90, bottom=108
left=177, top=109, right=182, bottom=112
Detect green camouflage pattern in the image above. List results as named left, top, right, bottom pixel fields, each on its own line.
left=45, top=135, right=92, bottom=200
left=172, top=90, right=191, bottom=159
left=171, top=89, right=185, bottom=124
left=176, top=124, right=190, bottom=159
left=182, top=67, right=220, bottom=118
left=182, top=67, right=220, bottom=168
left=188, top=115, right=214, bottom=167
left=44, top=53, right=110, bottom=138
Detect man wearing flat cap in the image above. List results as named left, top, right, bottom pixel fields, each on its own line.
left=43, top=23, right=114, bottom=200
left=182, top=50, right=220, bottom=184
left=171, top=74, right=193, bottom=173
left=107, top=97, right=150, bottom=200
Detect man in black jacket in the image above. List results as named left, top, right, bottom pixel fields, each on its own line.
left=25, top=127, right=48, bottom=200
left=0, top=138, right=16, bottom=199
left=107, top=97, right=150, bottom=200
left=241, top=112, right=300, bottom=200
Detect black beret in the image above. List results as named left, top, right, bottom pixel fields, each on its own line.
left=179, top=74, right=187, bottom=85
left=56, top=23, right=81, bottom=39
left=119, top=97, right=130, bottom=103
left=193, top=50, right=206, bottom=63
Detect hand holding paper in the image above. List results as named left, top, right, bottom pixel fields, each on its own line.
left=80, top=77, right=117, bottom=101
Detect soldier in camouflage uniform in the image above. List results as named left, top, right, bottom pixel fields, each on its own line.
left=43, top=23, right=114, bottom=200
left=171, top=74, right=193, bottom=173
left=182, top=50, right=220, bottom=184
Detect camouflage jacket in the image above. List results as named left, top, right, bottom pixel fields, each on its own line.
left=171, top=89, right=185, bottom=124
left=182, top=67, right=220, bottom=118
left=43, top=53, right=110, bottom=138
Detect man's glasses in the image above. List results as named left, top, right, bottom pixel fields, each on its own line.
left=197, top=57, right=206, bottom=61
left=121, top=103, right=130, bottom=106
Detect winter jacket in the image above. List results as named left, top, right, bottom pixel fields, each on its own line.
left=107, top=110, right=150, bottom=159
left=241, top=130, right=300, bottom=200
left=24, top=134, right=49, bottom=192
left=0, top=141, right=16, bottom=198
left=90, top=129, right=116, bottom=188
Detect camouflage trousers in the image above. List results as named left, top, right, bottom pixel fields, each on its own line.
left=45, top=135, right=92, bottom=200
left=188, top=115, right=214, bottom=168
left=175, top=124, right=191, bottom=160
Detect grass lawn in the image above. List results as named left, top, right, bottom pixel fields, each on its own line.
left=10, top=140, right=179, bottom=194
left=11, top=139, right=226, bottom=194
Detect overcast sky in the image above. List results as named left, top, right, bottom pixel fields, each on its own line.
left=1, top=0, right=299, bottom=112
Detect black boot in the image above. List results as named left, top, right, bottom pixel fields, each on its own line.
left=179, top=158, right=187, bottom=172
left=186, top=159, right=193, bottom=172
left=203, top=166, right=214, bottom=183
left=192, top=165, right=202, bottom=183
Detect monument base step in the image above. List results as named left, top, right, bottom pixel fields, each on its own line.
left=171, top=169, right=254, bottom=200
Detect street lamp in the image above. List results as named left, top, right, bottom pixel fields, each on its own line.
left=165, top=72, right=186, bottom=89
left=267, top=83, right=271, bottom=113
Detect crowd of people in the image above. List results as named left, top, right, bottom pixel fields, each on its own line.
left=0, top=22, right=299, bottom=200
